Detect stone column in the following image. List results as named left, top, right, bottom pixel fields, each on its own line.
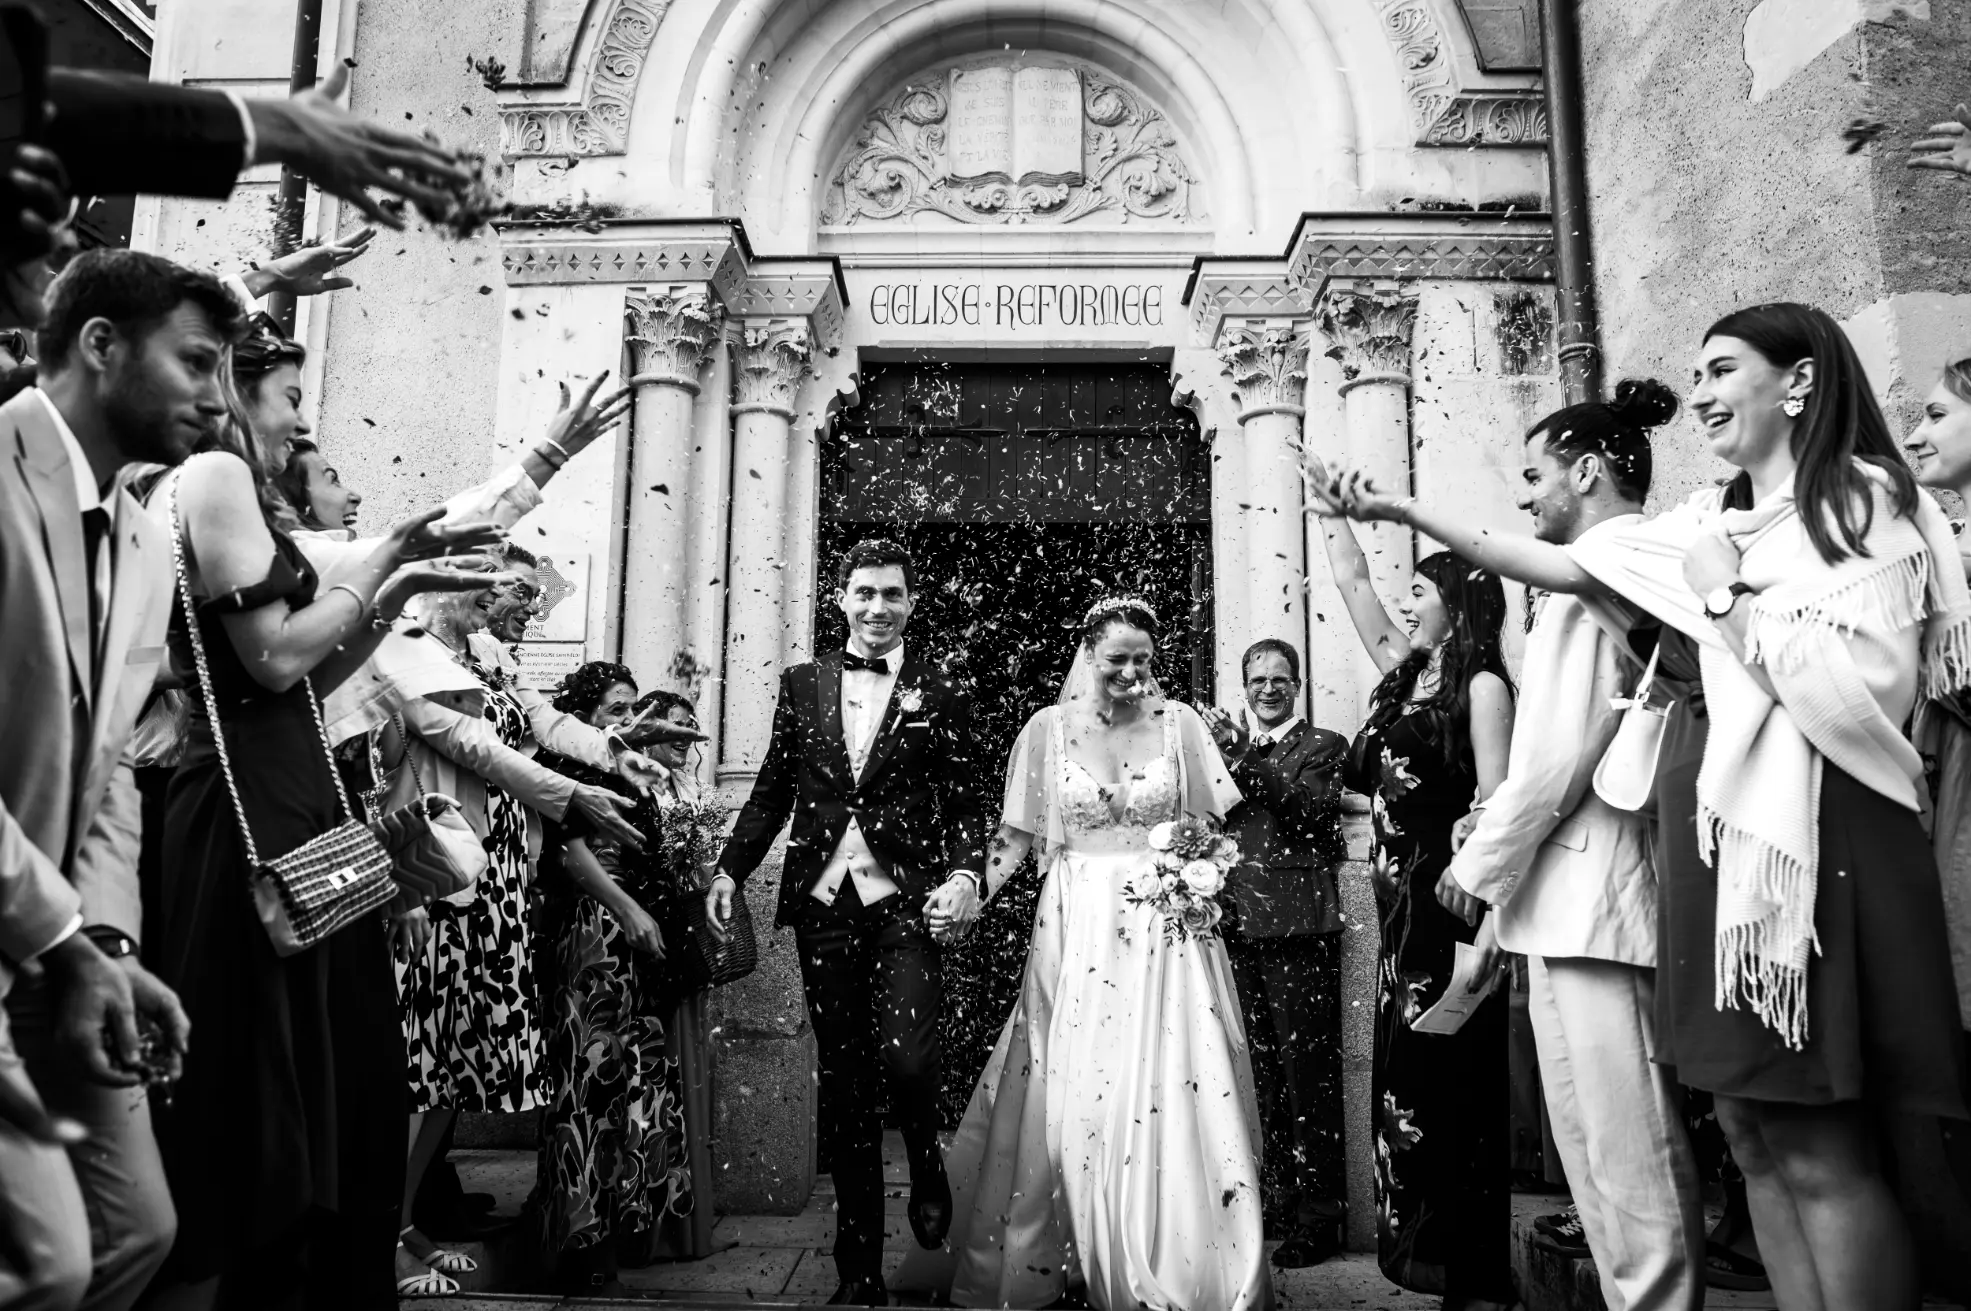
left=682, top=320, right=737, bottom=790
left=1170, top=350, right=1249, bottom=709
left=1313, top=284, right=1420, bottom=601
left=720, top=318, right=813, bottom=778
left=1218, top=321, right=1312, bottom=718
left=622, top=287, right=723, bottom=688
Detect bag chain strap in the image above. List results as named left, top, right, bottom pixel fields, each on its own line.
left=167, top=473, right=359, bottom=868
left=389, top=708, right=430, bottom=801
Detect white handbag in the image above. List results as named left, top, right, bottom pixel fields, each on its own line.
left=1593, top=642, right=1671, bottom=813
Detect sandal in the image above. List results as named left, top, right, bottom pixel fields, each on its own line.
left=394, top=1243, right=460, bottom=1299
left=401, top=1225, right=479, bottom=1275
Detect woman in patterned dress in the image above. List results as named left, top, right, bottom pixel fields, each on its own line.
left=528, top=666, right=697, bottom=1292
left=380, top=577, right=648, bottom=1296
left=1309, top=504, right=1519, bottom=1311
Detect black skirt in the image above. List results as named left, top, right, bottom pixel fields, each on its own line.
left=1651, top=638, right=1969, bottom=1115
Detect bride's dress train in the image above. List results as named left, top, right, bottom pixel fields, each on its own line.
left=898, top=704, right=1272, bottom=1310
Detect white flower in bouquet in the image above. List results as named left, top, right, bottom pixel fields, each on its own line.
left=1181, top=860, right=1223, bottom=895
left=1212, top=835, right=1240, bottom=863
left=1159, top=871, right=1179, bottom=895
left=1147, top=821, right=1176, bottom=852
left=1178, top=901, right=1215, bottom=936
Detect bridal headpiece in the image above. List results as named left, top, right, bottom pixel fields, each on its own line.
left=1080, top=594, right=1159, bottom=628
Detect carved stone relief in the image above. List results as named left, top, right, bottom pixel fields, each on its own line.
left=733, top=321, right=815, bottom=418
left=820, top=60, right=1204, bottom=227
left=1314, top=287, right=1421, bottom=384
left=1218, top=324, right=1312, bottom=418
left=1372, top=0, right=1547, bottom=146
left=499, top=0, right=671, bottom=158
left=624, top=288, right=724, bottom=392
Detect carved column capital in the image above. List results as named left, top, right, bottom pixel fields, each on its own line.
left=625, top=287, right=724, bottom=394
left=732, top=319, right=813, bottom=419
left=1216, top=321, right=1311, bottom=422
left=1314, top=284, right=1420, bottom=395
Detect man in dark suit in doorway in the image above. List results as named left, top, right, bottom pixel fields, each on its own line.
left=1204, top=638, right=1349, bottom=1268
left=709, top=538, right=988, bottom=1307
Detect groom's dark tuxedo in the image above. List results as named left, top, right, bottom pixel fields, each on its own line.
left=717, top=649, right=988, bottom=926
left=717, top=646, right=986, bottom=1286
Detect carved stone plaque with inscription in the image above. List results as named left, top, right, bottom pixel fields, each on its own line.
left=822, top=58, right=1200, bottom=227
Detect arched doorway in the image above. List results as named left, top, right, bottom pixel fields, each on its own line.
left=813, top=357, right=1211, bottom=1116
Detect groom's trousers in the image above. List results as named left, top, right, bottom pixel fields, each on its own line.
left=795, top=877, right=942, bottom=1283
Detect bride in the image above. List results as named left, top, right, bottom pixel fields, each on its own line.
left=897, top=596, right=1273, bottom=1310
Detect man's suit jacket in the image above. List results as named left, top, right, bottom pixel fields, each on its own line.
left=1449, top=588, right=1655, bottom=965
left=717, top=650, right=989, bottom=930
left=47, top=70, right=247, bottom=200
left=0, top=390, right=169, bottom=996
left=1223, top=721, right=1349, bottom=938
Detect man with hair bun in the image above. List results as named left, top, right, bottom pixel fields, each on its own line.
left=1445, top=380, right=1704, bottom=1311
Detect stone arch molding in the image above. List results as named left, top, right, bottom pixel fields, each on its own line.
left=820, top=57, right=1206, bottom=229
left=497, top=0, right=672, bottom=158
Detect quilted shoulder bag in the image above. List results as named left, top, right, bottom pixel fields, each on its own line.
left=1592, top=641, right=1671, bottom=814
left=169, top=479, right=398, bottom=956
left=368, top=710, right=487, bottom=913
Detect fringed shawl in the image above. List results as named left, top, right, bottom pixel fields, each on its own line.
left=1568, top=468, right=1971, bottom=1048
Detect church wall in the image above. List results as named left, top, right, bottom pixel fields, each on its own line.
left=1577, top=0, right=1945, bottom=512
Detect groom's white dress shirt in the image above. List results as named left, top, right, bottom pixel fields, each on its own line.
left=1252, top=715, right=1303, bottom=748
left=810, top=642, right=905, bottom=906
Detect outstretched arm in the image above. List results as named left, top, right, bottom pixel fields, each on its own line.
left=1310, top=509, right=1412, bottom=675
left=982, top=823, right=1036, bottom=901
left=1307, top=461, right=1598, bottom=595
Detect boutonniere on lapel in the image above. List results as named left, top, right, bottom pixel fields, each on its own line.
left=897, top=686, right=925, bottom=716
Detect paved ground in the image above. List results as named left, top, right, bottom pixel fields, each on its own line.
left=431, top=1142, right=1963, bottom=1310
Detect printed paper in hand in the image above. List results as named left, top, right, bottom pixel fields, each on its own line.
left=1410, top=942, right=1502, bottom=1035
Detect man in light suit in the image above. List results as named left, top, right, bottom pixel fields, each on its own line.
left=1445, top=408, right=1702, bottom=1311
left=0, top=250, right=237, bottom=1310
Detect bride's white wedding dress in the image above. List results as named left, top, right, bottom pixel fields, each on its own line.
left=898, top=702, right=1273, bottom=1310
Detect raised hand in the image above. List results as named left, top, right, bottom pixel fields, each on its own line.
left=389, top=507, right=507, bottom=562
left=625, top=699, right=709, bottom=746
left=571, top=784, right=646, bottom=850
left=1198, top=705, right=1251, bottom=762
left=245, top=63, right=471, bottom=229
left=1910, top=104, right=1971, bottom=177
left=544, top=373, right=634, bottom=462
left=243, top=226, right=376, bottom=300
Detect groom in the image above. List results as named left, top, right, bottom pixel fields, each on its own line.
left=709, top=538, right=987, bottom=1307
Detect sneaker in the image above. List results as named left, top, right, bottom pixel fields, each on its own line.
left=1704, top=1240, right=1771, bottom=1292
left=1530, top=1205, right=1590, bottom=1259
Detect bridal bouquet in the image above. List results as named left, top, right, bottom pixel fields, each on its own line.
left=1127, top=816, right=1241, bottom=943
left=658, top=798, right=730, bottom=891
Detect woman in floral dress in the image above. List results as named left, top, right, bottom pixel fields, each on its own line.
left=529, top=666, right=696, bottom=1292
left=1309, top=496, right=1519, bottom=1311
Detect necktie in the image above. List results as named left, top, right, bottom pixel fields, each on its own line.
left=81, top=505, right=110, bottom=678
left=842, top=651, right=889, bottom=674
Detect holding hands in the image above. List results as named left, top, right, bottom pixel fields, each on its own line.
left=925, top=873, right=982, bottom=945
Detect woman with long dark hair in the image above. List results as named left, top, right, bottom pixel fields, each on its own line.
left=143, top=315, right=503, bottom=1311
left=1313, top=302, right=1971, bottom=1311
left=1310, top=510, right=1517, bottom=1309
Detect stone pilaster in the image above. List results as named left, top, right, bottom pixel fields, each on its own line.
left=1217, top=321, right=1311, bottom=720
left=722, top=318, right=814, bottom=778
left=620, top=287, right=725, bottom=702
left=1313, top=283, right=1420, bottom=601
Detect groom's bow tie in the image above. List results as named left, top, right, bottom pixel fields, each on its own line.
left=842, top=651, right=891, bottom=674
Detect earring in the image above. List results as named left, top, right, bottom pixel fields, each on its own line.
left=1782, top=395, right=1805, bottom=418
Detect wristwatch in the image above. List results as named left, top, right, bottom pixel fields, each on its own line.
left=1703, top=581, right=1756, bottom=619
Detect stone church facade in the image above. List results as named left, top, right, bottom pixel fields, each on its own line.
left=142, top=0, right=1971, bottom=1261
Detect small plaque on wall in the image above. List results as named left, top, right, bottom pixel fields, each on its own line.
left=514, top=641, right=587, bottom=691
